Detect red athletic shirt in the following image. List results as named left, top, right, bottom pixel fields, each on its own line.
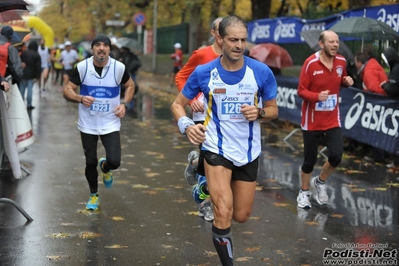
left=171, top=49, right=183, bottom=68
left=297, top=51, right=348, bottom=131
left=175, top=45, right=219, bottom=102
left=359, top=58, right=388, bottom=95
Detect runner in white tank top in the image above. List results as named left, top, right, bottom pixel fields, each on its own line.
left=37, top=39, right=50, bottom=92
left=62, top=34, right=136, bottom=211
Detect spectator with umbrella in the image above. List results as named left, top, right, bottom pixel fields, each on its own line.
left=354, top=50, right=388, bottom=164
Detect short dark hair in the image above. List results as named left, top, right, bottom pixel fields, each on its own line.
left=362, top=44, right=375, bottom=58
left=355, top=52, right=368, bottom=64
left=211, top=17, right=223, bottom=31
left=218, top=15, right=247, bottom=38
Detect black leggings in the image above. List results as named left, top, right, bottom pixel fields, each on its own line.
left=301, top=127, right=343, bottom=174
left=80, top=131, right=121, bottom=193
left=54, top=68, right=63, bottom=85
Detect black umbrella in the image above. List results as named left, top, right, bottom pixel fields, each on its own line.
left=0, top=0, right=29, bottom=13
left=329, top=16, right=399, bottom=41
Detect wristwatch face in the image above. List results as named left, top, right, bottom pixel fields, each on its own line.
left=261, top=109, right=265, bottom=118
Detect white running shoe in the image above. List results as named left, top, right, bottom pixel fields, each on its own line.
left=184, top=150, right=199, bottom=185
left=311, top=176, right=328, bottom=205
left=297, top=190, right=312, bottom=209
left=199, top=201, right=214, bottom=222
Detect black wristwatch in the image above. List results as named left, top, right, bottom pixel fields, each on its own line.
left=121, top=101, right=129, bottom=110
left=258, top=108, right=265, bottom=119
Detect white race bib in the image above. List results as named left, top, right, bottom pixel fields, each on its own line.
left=90, top=99, right=111, bottom=116
left=217, top=95, right=254, bottom=121
left=315, top=94, right=337, bottom=111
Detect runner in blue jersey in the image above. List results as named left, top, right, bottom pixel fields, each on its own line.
left=171, top=15, right=278, bottom=266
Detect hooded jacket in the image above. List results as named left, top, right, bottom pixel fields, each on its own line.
left=20, top=41, right=41, bottom=80
left=381, top=47, right=399, bottom=98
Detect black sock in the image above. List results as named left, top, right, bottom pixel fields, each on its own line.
left=212, top=225, right=234, bottom=266
left=316, top=176, right=325, bottom=184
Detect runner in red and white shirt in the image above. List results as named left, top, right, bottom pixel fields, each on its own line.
left=296, top=30, right=353, bottom=210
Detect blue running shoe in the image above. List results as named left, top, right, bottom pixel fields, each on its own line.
left=192, top=181, right=210, bottom=204
left=99, top=158, right=113, bottom=188
left=86, top=193, right=99, bottom=210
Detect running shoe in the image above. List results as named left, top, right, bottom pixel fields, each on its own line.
left=86, top=193, right=99, bottom=210
left=386, top=162, right=395, bottom=168
left=297, top=190, right=312, bottom=209
left=192, top=181, right=210, bottom=204
left=199, top=200, right=214, bottom=222
left=99, top=158, right=113, bottom=188
left=311, top=176, right=328, bottom=205
left=184, top=150, right=199, bottom=185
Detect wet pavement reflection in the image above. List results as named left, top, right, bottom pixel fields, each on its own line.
left=0, top=73, right=397, bottom=266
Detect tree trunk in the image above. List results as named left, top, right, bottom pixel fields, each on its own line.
left=348, top=0, right=372, bottom=9
left=251, top=0, right=271, bottom=20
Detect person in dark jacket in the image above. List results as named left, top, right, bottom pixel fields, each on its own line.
left=119, top=46, right=141, bottom=98
left=19, top=41, right=41, bottom=109
left=381, top=46, right=399, bottom=98
left=381, top=47, right=399, bottom=168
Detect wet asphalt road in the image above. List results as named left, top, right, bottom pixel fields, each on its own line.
left=0, top=73, right=398, bottom=266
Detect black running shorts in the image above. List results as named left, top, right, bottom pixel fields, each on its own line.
left=197, top=150, right=258, bottom=182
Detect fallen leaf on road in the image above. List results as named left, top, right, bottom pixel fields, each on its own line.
left=245, top=246, right=260, bottom=252
left=236, top=256, right=253, bottom=261
left=104, top=244, right=128, bottom=249
left=46, top=233, right=71, bottom=239
left=143, top=190, right=158, bottom=194
left=273, top=202, right=289, bottom=207
left=132, top=184, right=149, bottom=188
left=79, top=231, right=102, bottom=239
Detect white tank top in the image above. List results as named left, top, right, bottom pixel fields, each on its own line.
left=76, top=57, right=125, bottom=135
left=38, top=46, right=49, bottom=68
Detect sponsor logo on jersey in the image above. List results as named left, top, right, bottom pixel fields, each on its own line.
left=213, top=88, right=226, bottom=94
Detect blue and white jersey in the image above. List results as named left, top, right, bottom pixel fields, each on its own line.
left=182, top=56, right=277, bottom=166
left=77, top=57, right=125, bottom=135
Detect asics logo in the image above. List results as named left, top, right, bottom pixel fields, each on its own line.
left=313, top=70, right=324, bottom=75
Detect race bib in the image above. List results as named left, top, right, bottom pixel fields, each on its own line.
left=217, top=95, right=254, bottom=120
left=315, top=94, right=337, bottom=111
left=90, top=99, right=111, bottom=116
